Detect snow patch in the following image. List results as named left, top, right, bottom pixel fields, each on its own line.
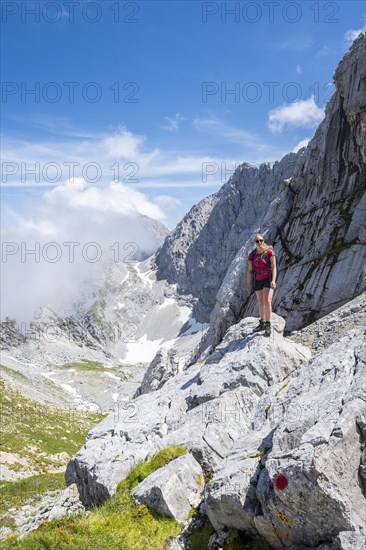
left=134, top=264, right=155, bottom=289
left=157, top=297, right=177, bottom=311
left=180, top=309, right=209, bottom=336
left=120, top=272, right=129, bottom=284
left=3, top=354, right=21, bottom=363
left=75, top=402, right=100, bottom=412
left=120, top=334, right=164, bottom=365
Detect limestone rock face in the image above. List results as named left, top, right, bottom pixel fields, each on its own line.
left=154, top=154, right=301, bottom=326
left=62, top=35, right=366, bottom=550
left=65, top=313, right=308, bottom=508
left=130, top=453, right=204, bottom=522
left=204, top=325, right=366, bottom=549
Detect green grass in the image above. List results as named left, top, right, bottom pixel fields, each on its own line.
left=186, top=510, right=215, bottom=550
left=119, top=445, right=187, bottom=490
left=0, top=365, right=27, bottom=380
left=0, top=473, right=66, bottom=517
left=0, top=379, right=105, bottom=471
left=62, top=359, right=107, bottom=372
left=90, top=300, right=114, bottom=334
left=249, top=447, right=271, bottom=460
left=274, top=382, right=289, bottom=396
left=0, top=378, right=106, bottom=536
left=50, top=359, right=130, bottom=379
left=1, top=446, right=189, bottom=550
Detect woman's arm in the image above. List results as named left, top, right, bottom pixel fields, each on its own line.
left=247, top=260, right=253, bottom=292
left=270, top=255, right=276, bottom=288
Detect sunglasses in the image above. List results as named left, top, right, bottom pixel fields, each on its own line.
left=255, top=239, right=264, bottom=243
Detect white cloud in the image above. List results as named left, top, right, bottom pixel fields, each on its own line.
left=316, top=45, right=333, bottom=57
left=43, top=178, right=166, bottom=220
left=1, top=178, right=166, bottom=324
left=1, top=125, right=231, bottom=187
left=192, top=117, right=292, bottom=163
left=193, top=118, right=256, bottom=143
left=345, top=15, right=366, bottom=44
left=159, top=113, right=184, bottom=132
left=154, top=195, right=182, bottom=207
left=296, top=64, right=302, bottom=74
left=1, top=121, right=259, bottom=323
left=345, top=27, right=365, bottom=44
left=2, top=119, right=289, bottom=191
left=292, top=138, right=310, bottom=153
left=268, top=96, right=325, bottom=133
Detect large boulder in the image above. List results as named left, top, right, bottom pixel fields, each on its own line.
left=131, top=453, right=204, bottom=522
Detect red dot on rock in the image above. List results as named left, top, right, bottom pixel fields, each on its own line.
left=273, top=474, right=288, bottom=491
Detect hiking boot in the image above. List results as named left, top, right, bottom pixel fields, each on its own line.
left=264, top=321, right=271, bottom=337
left=253, top=319, right=265, bottom=332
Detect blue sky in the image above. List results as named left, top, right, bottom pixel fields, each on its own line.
left=1, top=1, right=365, bottom=321
left=2, top=0, right=365, bottom=228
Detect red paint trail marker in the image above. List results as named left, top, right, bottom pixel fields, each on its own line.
left=273, top=473, right=288, bottom=491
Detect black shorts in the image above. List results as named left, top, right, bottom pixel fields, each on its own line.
left=254, top=278, right=271, bottom=291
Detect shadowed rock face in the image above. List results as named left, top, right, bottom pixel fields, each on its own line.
left=154, top=33, right=366, bottom=355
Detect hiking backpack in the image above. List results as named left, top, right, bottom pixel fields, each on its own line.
left=250, top=245, right=278, bottom=290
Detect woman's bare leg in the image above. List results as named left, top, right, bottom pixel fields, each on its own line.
left=262, top=287, right=274, bottom=322
left=256, top=290, right=265, bottom=319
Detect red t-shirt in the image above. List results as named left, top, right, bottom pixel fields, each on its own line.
left=248, top=248, right=274, bottom=280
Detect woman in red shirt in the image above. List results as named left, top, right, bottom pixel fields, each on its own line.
left=246, top=233, right=276, bottom=336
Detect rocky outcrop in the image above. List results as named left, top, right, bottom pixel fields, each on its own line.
left=154, top=34, right=366, bottom=359
left=285, top=291, right=366, bottom=353
left=133, top=347, right=180, bottom=398
left=154, top=154, right=301, bottom=324
left=0, top=318, right=26, bottom=350
left=65, top=313, right=309, bottom=508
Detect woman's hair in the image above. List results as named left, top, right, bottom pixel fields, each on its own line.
left=254, top=233, right=269, bottom=255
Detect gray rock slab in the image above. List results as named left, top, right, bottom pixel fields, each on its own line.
left=205, top=326, right=366, bottom=550
left=131, top=453, right=204, bottom=522
left=66, top=314, right=310, bottom=508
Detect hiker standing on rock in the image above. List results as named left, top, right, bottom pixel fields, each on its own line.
left=246, top=234, right=276, bottom=336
